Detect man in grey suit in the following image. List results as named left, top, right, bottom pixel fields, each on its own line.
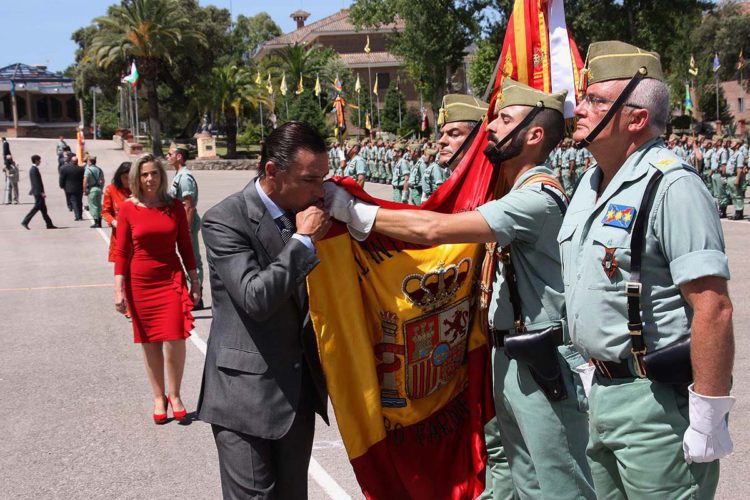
left=198, top=122, right=332, bottom=499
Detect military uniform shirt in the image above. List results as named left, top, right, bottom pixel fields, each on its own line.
left=421, top=161, right=446, bottom=196
left=726, top=151, right=743, bottom=176
left=345, top=155, right=367, bottom=178
left=477, top=166, right=567, bottom=331
left=170, top=168, right=199, bottom=207
left=391, top=158, right=411, bottom=187
left=558, top=138, right=729, bottom=362
left=712, top=147, right=729, bottom=171
left=562, top=148, right=577, bottom=170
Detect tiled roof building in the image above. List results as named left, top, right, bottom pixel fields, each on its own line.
left=0, top=63, right=79, bottom=138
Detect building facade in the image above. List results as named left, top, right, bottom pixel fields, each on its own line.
left=0, top=63, right=79, bottom=138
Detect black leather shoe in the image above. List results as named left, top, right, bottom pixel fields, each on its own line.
left=46, top=225, right=58, bottom=229
left=193, top=299, right=205, bottom=311
left=21, top=222, right=30, bottom=230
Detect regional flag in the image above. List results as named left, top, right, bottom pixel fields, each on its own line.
left=713, top=54, right=721, bottom=73
left=314, top=74, right=322, bottom=97
left=738, top=50, right=745, bottom=71
left=689, top=55, right=698, bottom=77
left=295, top=74, right=304, bottom=95
left=489, top=0, right=583, bottom=118
left=121, top=61, right=140, bottom=87
left=684, top=84, right=693, bottom=114
left=280, top=72, right=288, bottom=96
left=355, top=74, right=362, bottom=93
left=309, top=118, right=497, bottom=498
left=373, top=74, right=379, bottom=96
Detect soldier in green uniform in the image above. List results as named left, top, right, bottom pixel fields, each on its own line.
left=168, top=145, right=204, bottom=309
left=560, top=138, right=577, bottom=196
left=365, top=139, right=376, bottom=182
left=419, top=149, right=444, bottom=202
left=83, top=155, right=105, bottom=228
left=565, top=40, right=735, bottom=499
left=739, top=138, right=749, bottom=208
left=436, top=94, right=489, bottom=173
left=711, top=137, right=730, bottom=218
left=409, top=149, right=427, bottom=205
left=390, top=145, right=411, bottom=203
left=326, top=79, right=596, bottom=500
left=343, top=141, right=367, bottom=187
left=726, top=138, right=745, bottom=220
left=384, top=141, right=394, bottom=183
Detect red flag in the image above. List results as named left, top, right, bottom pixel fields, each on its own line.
left=488, top=0, right=583, bottom=118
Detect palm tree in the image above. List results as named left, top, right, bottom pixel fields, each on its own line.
left=88, top=0, right=206, bottom=155
left=204, top=65, right=270, bottom=158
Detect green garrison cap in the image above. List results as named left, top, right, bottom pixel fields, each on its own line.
left=346, top=139, right=359, bottom=148
left=425, top=148, right=437, bottom=156
left=494, top=78, right=567, bottom=116
left=584, top=41, right=664, bottom=85
left=438, top=94, right=488, bottom=127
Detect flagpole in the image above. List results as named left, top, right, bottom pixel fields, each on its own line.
left=367, top=65, right=374, bottom=133
left=357, top=91, right=361, bottom=131
left=259, top=102, right=264, bottom=140
left=376, top=93, right=381, bottom=130
left=134, top=84, right=140, bottom=144
left=716, top=73, right=720, bottom=123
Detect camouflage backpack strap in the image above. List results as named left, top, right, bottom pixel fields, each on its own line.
left=478, top=173, right=568, bottom=338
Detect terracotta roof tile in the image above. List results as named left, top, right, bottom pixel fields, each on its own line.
left=262, top=9, right=404, bottom=49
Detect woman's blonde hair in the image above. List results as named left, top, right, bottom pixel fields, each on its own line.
left=129, top=153, right=172, bottom=204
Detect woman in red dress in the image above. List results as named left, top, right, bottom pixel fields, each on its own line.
left=102, top=162, right=132, bottom=263
left=114, top=154, right=201, bottom=424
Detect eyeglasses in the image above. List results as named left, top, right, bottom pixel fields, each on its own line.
left=580, top=93, right=644, bottom=110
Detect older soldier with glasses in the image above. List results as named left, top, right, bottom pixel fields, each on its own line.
left=562, top=41, right=735, bottom=498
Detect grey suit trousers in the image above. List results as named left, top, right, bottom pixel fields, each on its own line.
left=211, top=407, right=315, bottom=500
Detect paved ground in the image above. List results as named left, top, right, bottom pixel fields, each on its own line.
left=1, top=138, right=747, bottom=499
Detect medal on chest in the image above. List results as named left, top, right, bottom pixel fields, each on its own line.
left=602, top=247, right=619, bottom=278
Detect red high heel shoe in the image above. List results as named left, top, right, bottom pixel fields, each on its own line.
left=168, top=396, right=188, bottom=421
left=153, top=395, right=168, bottom=424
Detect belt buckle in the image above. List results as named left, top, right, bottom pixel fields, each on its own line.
left=625, top=282, right=642, bottom=297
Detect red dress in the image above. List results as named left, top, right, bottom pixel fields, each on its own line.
left=115, top=199, right=196, bottom=343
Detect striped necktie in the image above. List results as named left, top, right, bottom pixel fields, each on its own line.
left=276, top=211, right=296, bottom=243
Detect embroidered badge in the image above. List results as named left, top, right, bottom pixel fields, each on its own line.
left=601, top=204, right=637, bottom=229
left=602, top=247, right=619, bottom=278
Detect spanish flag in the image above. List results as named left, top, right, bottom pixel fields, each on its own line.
left=309, top=119, right=498, bottom=498
left=489, top=0, right=583, bottom=118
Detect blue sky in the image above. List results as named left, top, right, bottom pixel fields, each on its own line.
left=0, top=0, right=353, bottom=73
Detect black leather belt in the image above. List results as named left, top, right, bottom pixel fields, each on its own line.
left=591, top=358, right=636, bottom=379
left=489, top=329, right=511, bottom=348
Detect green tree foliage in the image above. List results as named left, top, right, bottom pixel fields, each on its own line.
left=467, top=38, right=499, bottom=97
left=381, top=80, right=406, bottom=133
left=87, top=0, right=208, bottom=155
left=285, top=90, right=328, bottom=138
left=231, top=13, right=282, bottom=63
left=350, top=0, right=480, bottom=115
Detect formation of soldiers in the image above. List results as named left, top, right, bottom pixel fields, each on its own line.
left=677, top=133, right=748, bottom=220
left=328, top=139, right=451, bottom=204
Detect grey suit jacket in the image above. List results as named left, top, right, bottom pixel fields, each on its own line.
left=197, top=180, right=329, bottom=439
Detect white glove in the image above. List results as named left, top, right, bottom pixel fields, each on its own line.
left=682, top=384, right=735, bottom=464
left=323, top=183, right=379, bottom=241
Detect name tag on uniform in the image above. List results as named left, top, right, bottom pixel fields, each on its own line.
left=601, top=204, right=636, bottom=229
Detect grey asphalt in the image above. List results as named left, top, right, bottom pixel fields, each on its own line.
left=0, top=138, right=747, bottom=499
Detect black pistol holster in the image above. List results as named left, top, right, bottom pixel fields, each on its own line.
left=504, top=326, right=568, bottom=402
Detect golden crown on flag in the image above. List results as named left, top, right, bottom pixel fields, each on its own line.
left=401, top=258, right=472, bottom=311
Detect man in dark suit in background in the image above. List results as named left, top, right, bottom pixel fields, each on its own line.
left=21, top=155, right=56, bottom=229
left=198, top=122, right=332, bottom=500
left=1, top=137, right=10, bottom=160
left=59, top=154, right=84, bottom=221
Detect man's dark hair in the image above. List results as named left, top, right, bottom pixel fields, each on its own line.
left=258, top=121, right=327, bottom=178
left=524, top=109, right=565, bottom=164
left=31, top=154, right=41, bottom=163
left=175, top=147, right=189, bottom=163
left=113, top=162, right=132, bottom=189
